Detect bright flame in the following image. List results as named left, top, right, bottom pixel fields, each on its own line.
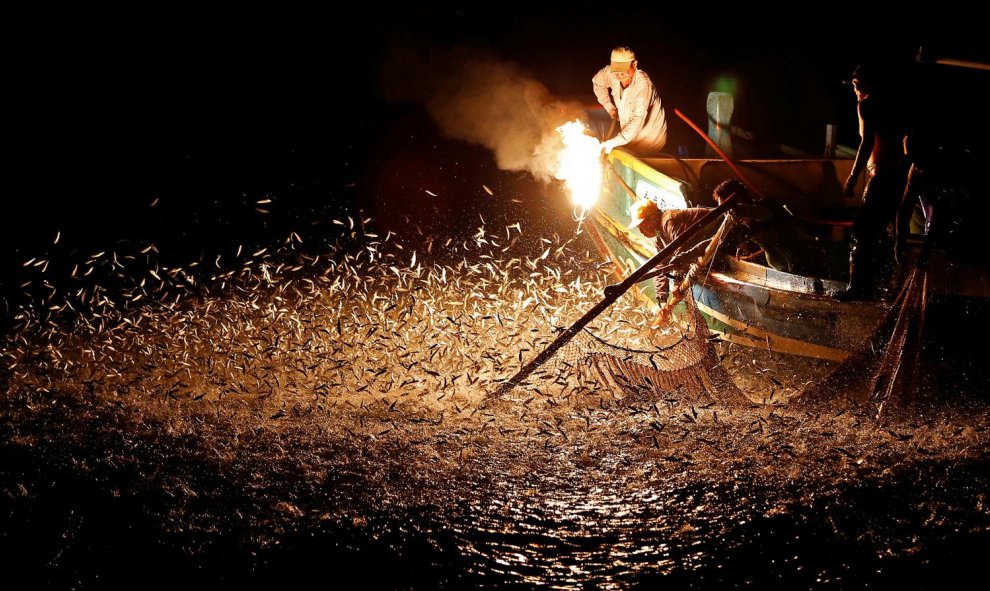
left=553, top=120, right=603, bottom=219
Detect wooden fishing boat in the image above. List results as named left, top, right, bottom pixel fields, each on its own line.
left=587, top=149, right=990, bottom=363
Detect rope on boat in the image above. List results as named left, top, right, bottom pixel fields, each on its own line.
left=651, top=212, right=737, bottom=331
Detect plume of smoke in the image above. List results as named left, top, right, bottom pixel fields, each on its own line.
left=380, top=45, right=588, bottom=183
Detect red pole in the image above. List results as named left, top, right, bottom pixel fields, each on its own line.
left=674, top=108, right=766, bottom=201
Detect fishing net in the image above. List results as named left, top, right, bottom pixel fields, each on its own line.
left=563, top=289, right=749, bottom=406
left=495, top=211, right=751, bottom=407
left=493, top=191, right=938, bottom=419
left=795, top=244, right=931, bottom=421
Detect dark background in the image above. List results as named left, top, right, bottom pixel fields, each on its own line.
left=6, top=3, right=988, bottom=295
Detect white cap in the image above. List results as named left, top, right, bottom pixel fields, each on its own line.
left=610, top=47, right=636, bottom=72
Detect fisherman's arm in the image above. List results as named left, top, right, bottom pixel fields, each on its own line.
left=844, top=102, right=874, bottom=197
left=603, top=91, right=647, bottom=153
left=592, top=67, right=617, bottom=118
left=663, top=211, right=717, bottom=265
left=615, top=90, right=648, bottom=145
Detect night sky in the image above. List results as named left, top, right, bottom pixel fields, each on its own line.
left=6, top=3, right=987, bottom=290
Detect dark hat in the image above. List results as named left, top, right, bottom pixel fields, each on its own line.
left=713, top=179, right=748, bottom=202
left=843, top=64, right=870, bottom=84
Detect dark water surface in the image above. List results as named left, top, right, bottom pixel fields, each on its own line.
left=3, top=381, right=990, bottom=590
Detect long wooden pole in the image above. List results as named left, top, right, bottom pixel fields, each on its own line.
left=486, top=193, right=741, bottom=400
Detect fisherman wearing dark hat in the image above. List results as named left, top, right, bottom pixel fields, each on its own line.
left=838, top=63, right=909, bottom=300
left=712, top=180, right=830, bottom=277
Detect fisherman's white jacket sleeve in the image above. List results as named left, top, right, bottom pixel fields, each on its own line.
left=592, top=66, right=617, bottom=118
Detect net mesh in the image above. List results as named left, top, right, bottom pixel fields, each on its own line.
left=560, top=290, right=749, bottom=405
left=507, top=213, right=751, bottom=406
left=795, top=257, right=930, bottom=420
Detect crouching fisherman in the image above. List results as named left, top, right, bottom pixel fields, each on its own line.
left=628, top=180, right=829, bottom=302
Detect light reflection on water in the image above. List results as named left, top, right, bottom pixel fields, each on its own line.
left=459, top=484, right=686, bottom=587
left=305, top=396, right=990, bottom=589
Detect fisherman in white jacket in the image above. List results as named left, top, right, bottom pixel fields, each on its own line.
left=592, top=46, right=668, bottom=157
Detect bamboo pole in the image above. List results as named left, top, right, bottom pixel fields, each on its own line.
left=485, top=193, right=742, bottom=401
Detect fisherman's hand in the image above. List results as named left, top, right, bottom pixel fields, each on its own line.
left=601, top=139, right=617, bottom=154
left=842, top=174, right=858, bottom=198
left=894, top=236, right=909, bottom=266
left=607, top=107, right=618, bottom=120
left=603, top=284, right=622, bottom=299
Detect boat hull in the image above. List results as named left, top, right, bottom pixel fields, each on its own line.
left=590, top=150, right=989, bottom=363
left=692, top=261, right=886, bottom=361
